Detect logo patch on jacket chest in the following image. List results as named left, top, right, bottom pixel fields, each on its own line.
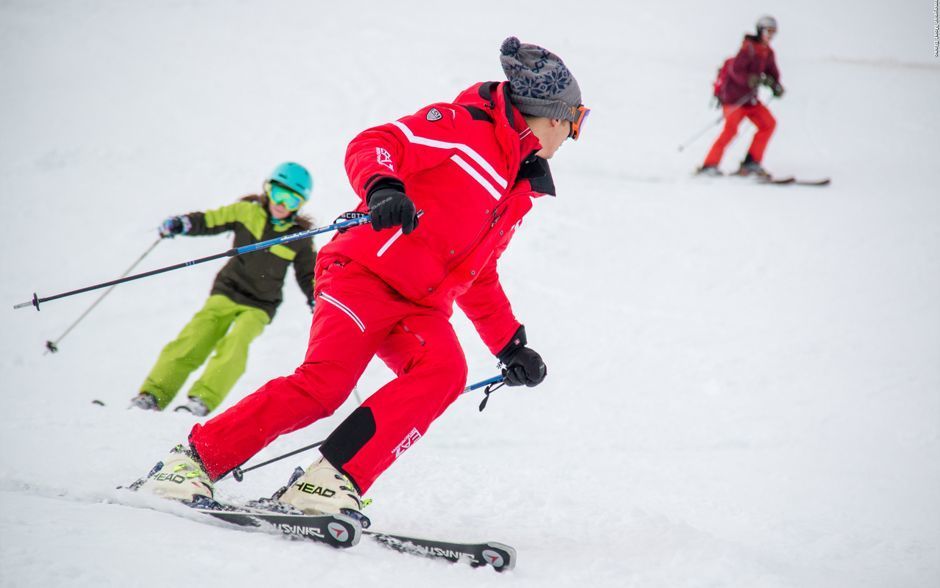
left=426, top=108, right=442, bottom=122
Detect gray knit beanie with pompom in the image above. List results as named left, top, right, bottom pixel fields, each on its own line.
left=499, top=36, right=581, bottom=122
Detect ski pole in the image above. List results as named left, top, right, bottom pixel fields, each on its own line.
left=466, top=374, right=504, bottom=391
left=226, top=374, right=505, bottom=482
left=44, top=237, right=163, bottom=354
left=230, top=439, right=325, bottom=481
left=677, top=91, right=755, bottom=152
left=13, top=215, right=372, bottom=311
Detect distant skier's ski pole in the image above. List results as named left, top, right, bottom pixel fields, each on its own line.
left=677, top=91, right=755, bottom=152
left=227, top=374, right=505, bottom=482
left=13, top=215, right=373, bottom=311
left=44, top=238, right=163, bottom=354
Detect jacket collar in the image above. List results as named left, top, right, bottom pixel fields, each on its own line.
left=453, top=81, right=546, bottom=191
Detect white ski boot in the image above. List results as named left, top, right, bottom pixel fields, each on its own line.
left=276, top=457, right=366, bottom=521
left=129, top=392, right=159, bottom=411
left=174, top=397, right=209, bottom=417
left=696, top=165, right=722, bottom=177
left=137, top=444, right=214, bottom=503
left=736, top=155, right=770, bottom=178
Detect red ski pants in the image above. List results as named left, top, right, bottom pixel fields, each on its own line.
left=703, top=102, right=776, bottom=167
left=189, top=258, right=468, bottom=493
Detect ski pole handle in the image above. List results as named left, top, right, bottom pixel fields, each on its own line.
left=233, top=214, right=372, bottom=256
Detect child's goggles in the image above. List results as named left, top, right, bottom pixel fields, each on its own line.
left=568, top=104, right=591, bottom=141
left=268, top=183, right=306, bottom=211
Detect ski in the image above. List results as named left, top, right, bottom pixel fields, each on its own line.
left=199, top=508, right=361, bottom=548
left=697, top=171, right=831, bottom=186
left=759, top=175, right=794, bottom=184
left=233, top=494, right=515, bottom=570
left=759, top=176, right=831, bottom=186
left=791, top=177, right=831, bottom=186
left=364, top=529, right=516, bottom=571
left=198, top=500, right=515, bottom=570
left=117, top=474, right=361, bottom=549
left=232, top=497, right=515, bottom=570
left=124, top=465, right=513, bottom=568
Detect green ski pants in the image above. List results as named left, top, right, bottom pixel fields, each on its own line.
left=141, top=295, right=270, bottom=412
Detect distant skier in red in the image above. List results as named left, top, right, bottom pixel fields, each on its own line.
left=699, top=15, right=784, bottom=177
left=136, top=37, right=589, bottom=524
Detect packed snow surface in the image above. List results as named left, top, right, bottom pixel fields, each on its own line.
left=1, top=1, right=938, bottom=586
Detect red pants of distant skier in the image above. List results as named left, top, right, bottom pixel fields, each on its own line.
left=189, top=257, right=468, bottom=493
left=703, top=102, right=776, bottom=167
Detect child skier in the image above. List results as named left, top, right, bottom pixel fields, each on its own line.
left=130, top=162, right=317, bottom=416
left=135, top=37, right=587, bottom=522
left=699, top=15, right=784, bottom=177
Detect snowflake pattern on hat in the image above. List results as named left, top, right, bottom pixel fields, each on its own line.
left=499, top=36, right=581, bottom=121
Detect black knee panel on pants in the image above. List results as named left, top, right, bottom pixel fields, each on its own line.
left=320, top=406, right=376, bottom=484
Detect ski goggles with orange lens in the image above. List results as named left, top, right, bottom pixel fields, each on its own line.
left=268, top=183, right=306, bottom=211
left=568, top=104, right=591, bottom=141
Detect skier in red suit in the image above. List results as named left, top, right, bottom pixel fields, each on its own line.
left=138, top=37, right=590, bottom=523
left=700, top=15, right=784, bottom=177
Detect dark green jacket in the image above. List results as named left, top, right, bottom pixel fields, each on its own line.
left=185, top=199, right=316, bottom=320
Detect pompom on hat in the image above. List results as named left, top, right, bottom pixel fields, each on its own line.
left=499, top=36, right=582, bottom=122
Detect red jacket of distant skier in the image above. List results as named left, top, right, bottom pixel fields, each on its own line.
left=320, top=81, right=553, bottom=355
left=719, top=35, right=781, bottom=106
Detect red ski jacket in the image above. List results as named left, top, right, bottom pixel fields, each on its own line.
left=319, top=81, right=554, bottom=355
left=720, top=35, right=781, bottom=106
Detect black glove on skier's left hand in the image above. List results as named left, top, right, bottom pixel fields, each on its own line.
left=497, top=326, right=547, bottom=387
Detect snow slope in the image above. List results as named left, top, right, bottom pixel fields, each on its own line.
left=1, top=1, right=938, bottom=586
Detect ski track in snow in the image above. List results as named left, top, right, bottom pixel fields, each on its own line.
left=1, top=1, right=938, bottom=587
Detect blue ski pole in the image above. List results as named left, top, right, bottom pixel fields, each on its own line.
left=228, top=374, right=505, bottom=482
left=465, top=374, right=504, bottom=392
left=13, top=214, right=372, bottom=311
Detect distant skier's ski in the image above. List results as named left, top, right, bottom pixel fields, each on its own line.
left=759, top=176, right=795, bottom=184
left=696, top=171, right=831, bottom=186
left=364, top=529, right=516, bottom=571
left=791, top=177, right=831, bottom=186
left=758, top=176, right=831, bottom=186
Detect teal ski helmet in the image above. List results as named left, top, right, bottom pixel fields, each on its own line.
left=267, top=162, right=313, bottom=200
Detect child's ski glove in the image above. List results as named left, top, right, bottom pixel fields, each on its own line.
left=159, top=216, right=190, bottom=238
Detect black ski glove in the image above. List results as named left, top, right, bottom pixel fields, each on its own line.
left=497, top=326, right=547, bottom=387
left=367, top=181, right=418, bottom=234
left=760, top=75, right=785, bottom=98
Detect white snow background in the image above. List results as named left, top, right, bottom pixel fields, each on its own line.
left=1, top=1, right=938, bottom=586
